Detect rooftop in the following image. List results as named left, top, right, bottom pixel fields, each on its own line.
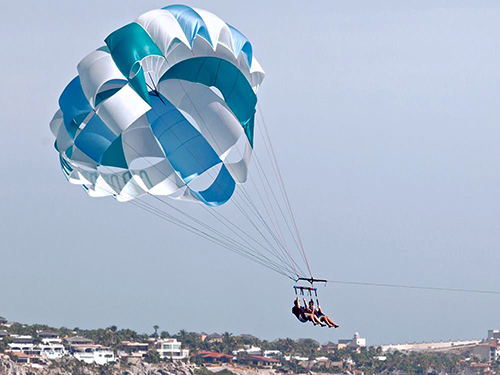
left=197, top=351, right=233, bottom=359
left=244, top=355, right=280, bottom=363
left=66, top=336, right=93, bottom=344
left=37, top=330, right=59, bottom=336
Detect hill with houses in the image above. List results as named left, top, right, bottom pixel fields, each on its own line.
left=0, top=315, right=499, bottom=375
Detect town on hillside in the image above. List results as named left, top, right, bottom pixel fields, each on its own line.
left=0, top=315, right=499, bottom=374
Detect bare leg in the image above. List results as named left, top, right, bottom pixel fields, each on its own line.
left=308, top=313, right=326, bottom=327
left=324, top=316, right=339, bottom=328
left=320, top=316, right=334, bottom=327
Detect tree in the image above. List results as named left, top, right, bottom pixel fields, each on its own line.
left=153, top=325, right=159, bottom=338
left=221, top=332, right=236, bottom=353
left=144, top=349, right=161, bottom=363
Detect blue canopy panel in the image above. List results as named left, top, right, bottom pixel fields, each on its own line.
left=147, top=93, right=235, bottom=206
left=105, top=23, right=164, bottom=105
left=100, top=135, right=128, bottom=169
left=160, top=57, right=257, bottom=147
left=163, top=5, right=213, bottom=47
left=74, top=113, right=118, bottom=163
left=191, top=165, right=235, bottom=206
left=227, top=24, right=253, bottom=68
left=58, top=77, right=92, bottom=139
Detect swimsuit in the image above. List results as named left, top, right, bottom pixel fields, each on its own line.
left=292, top=306, right=308, bottom=323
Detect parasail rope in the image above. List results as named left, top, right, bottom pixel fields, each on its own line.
left=154, top=61, right=307, bottom=279
left=325, top=279, right=500, bottom=295
left=89, top=164, right=295, bottom=279
left=256, top=103, right=313, bottom=279
left=94, top=99, right=301, bottom=279
left=141, top=101, right=300, bottom=278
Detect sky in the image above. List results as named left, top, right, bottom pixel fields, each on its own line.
left=0, top=0, right=499, bottom=346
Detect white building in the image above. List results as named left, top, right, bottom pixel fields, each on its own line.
left=284, top=355, right=309, bottom=361
left=40, top=343, right=67, bottom=360
left=381, top=339, right=481, bottom=352
left=263, top=350, right=282, bottom=358
left=488, top=330, right=500, bottom=342
left=339, top=333, right=366, bottom=349
left=350, top=332, right=366, bottom=348
left=72, top=344, right=117, bottom=365
left=8, top=335, right=37, bottom=355
left=156, top=338, right=189, bottom=360
left=233, top=346, right=266, bottom=356
left=38, top=331, right=62, bottom=345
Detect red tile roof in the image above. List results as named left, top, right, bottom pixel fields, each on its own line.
left=197, top=351, right=233, bottom=359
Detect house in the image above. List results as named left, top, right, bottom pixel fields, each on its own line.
left=263, top=350, right=282, bottom=358
left=11, top=335, right=34, bottom=344
left=207, top=333, right=223, bottom=342
left=8, top=336, right=37, bottom=355
left=245, top=346, right=262, bottom=355
left=311, top=357, right=338, bottom=370
left=2, top=321, right=19, bottom=328
left=381, top=339, right=482, bottom=353
left=119, top=341, right=149, bottom=357
left=72, top=344, right=117, bottom=365
left=39, top=343, right=67, bottom=360
left=472, top=342, right=500, bottom=362
left=238, top=354, right=281, bottom=368
left=156, top=338, right=189, bottom=360
left=119, top=341, right=149, bottom=362
left=37, top=331, right=61, bottom=344
left=0, top=330, right=9, bottom=339
left=8, top=352, right=47, bottom=368
left=338, top=333, right=366, bottom=351
left=195, top=332, right=208, bottom=342
left=488, top=330, right=500, bottom=342
left=233, top=346, right=263, bottom=356
left=66, top=336, right=93, bottom=347
left=284, top=355, right=309, bottom=361
left=322, top=341, right=342, bottom=353
left=0, top=317, right=7, bottom=325
left=196, top=351, right=233, bottom=363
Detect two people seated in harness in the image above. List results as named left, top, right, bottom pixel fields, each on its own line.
left=292, top=297, right=339, bottom=328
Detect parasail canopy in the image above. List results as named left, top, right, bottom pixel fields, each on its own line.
left=50, top=4, right=314, bottom=282
left=51, top=4, right=264, bottom=207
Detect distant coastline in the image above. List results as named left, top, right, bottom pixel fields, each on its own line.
left=0, top=316, right=498, bottom=375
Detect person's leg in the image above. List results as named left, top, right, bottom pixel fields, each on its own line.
left=320, top=316, right=334, bottom=327
left=325, top=315, right=339, bottom=328
left=309, top=313, right=326, bottom=326
left=304, top=314, right=317, bottom=325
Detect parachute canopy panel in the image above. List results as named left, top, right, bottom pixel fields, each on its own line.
left=51, top=5, right=264, bottom=206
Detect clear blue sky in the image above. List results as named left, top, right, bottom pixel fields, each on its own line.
left=0, top=0, right=499, bottom=345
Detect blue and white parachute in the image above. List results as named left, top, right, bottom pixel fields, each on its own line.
left=50, top=5, right=315, bottom=281
left=50, top=5, right=264, bottom=206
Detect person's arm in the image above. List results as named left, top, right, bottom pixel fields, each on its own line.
left=303, top=299, right=311, bottom=313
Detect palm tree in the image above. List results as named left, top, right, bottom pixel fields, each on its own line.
left=153, top=325, right=159, bottom=337
left=177, top=329, right=188, bottom=345
left=221, top=332, right=236, bottom=353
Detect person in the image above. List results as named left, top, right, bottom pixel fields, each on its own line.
left=292, top=297, right=325, bottom=326
left=308, top=299, right=339, bottom=328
